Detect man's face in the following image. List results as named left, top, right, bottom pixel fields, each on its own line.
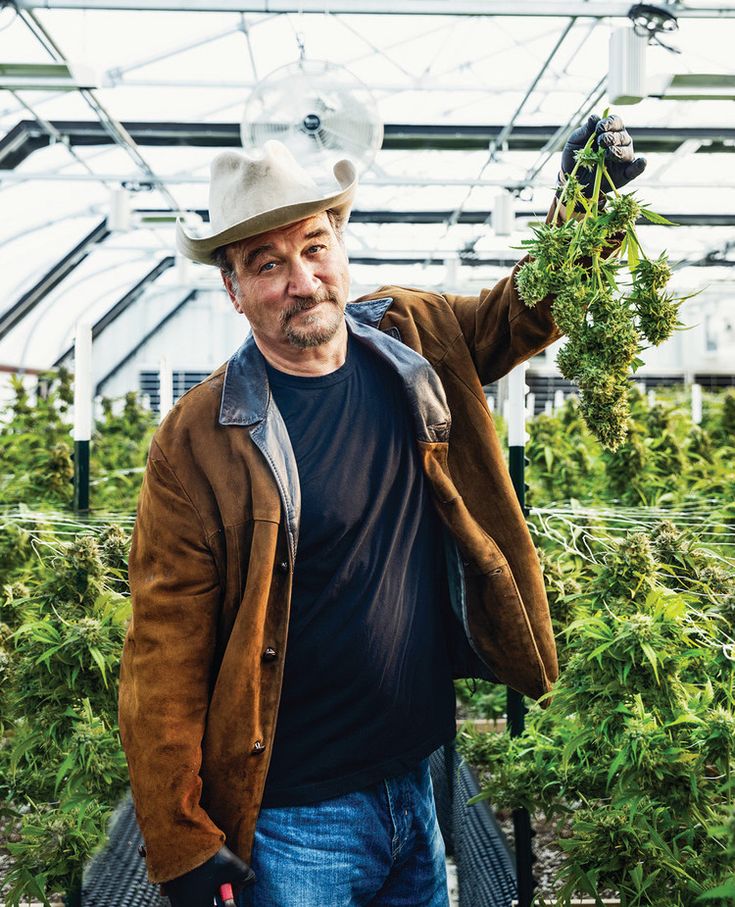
left=222, top=212, right=351, bottom=351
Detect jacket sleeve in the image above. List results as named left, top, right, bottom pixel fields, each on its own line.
left=442, top=201, right=563, bottom=386
left=118, top=438, right=226, bottom=884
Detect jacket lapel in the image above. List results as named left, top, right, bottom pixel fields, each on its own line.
left=345, top=304, right=451, bottom=444
left=219, top=335, right=301, bottom=564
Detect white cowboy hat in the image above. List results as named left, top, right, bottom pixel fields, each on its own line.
left=176, top=140, right=358, bottom=266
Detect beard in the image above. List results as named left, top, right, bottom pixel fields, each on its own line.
left=280, top=292, right=344, bottom=349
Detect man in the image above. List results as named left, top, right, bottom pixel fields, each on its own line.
left=118, top=114, right=645, bottom=906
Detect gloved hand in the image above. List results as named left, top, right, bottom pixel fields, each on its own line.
left=561, top=113, right=647, bottom=195
left=161, top=845, right=255, bottom=907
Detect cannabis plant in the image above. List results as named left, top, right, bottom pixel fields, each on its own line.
left=515, top=116, right=685, bottom=449
left=1, top=527, right=131, bottom=906
left=526, top=398, right=604, bottom=505
left=91, top=392, right=156, bottom=512
left=461, top=529, right=735, bottom=906
left=0, top=372, right=74, bottom=507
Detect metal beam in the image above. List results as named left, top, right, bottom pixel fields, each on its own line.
left=19, top=7, right=183, bottom=211
left=0, top=363, right=45, bottom=374
left=348, top=211, right=735, bottom=227
left=0, top=120, right=48, bottom=168
left=137, top=207, right=735, bottom=226
left=3, top=168, right=734, bottom=192
left=491, top=17, right=577, bottom=153
left=15, top=1, right=735, bottom=17
left=350, top=254, right=520, bottom=267
left=2, top=120, right=734, bottom=174
left=0, top=219, right=110, bottom=342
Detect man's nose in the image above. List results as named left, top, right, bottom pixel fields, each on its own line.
left=288, top=260, right=320, bottom=297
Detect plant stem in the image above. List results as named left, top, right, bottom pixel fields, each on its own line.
left=552, top=128, right=598, bottom=228
left=591, top=169, right=602, bottom=214
left=602, top=164, right=622, bottom=199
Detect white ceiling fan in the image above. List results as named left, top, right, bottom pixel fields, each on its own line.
left=241, top=60, right=384, bottom=176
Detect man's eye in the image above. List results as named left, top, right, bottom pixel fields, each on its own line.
left=307, top=245, right=324, bottom=254
left=259, top=261, right=276, bottom=273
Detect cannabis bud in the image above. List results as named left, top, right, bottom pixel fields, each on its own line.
left=516, top=112, right=684, bottom=449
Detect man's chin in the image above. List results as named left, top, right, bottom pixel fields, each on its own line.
left=284, top=310, right=343, bottom=349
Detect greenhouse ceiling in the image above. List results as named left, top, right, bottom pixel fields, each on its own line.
left=1, top=0, right=734, bottom=372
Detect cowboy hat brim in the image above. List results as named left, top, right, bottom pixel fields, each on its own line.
left=176, top=159, right=357, bottom=266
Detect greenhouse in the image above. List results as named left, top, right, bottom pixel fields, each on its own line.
left=1, top=1, right=734, bottom=905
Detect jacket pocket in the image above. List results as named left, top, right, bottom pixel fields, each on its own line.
left=463, top=530, right=549, bottom=700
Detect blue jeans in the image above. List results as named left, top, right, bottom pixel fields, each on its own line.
left=239, top=757, right=449, bottom=907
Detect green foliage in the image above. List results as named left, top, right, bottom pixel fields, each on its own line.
left=460, top=528, right=735, bottom=905
left=527, top=388, right=735, bottom=510
left=0, top=372, right=155, bottom=513
left=0, top=372, right=74, bottom=507
left=515, top=117, right=685, bottom=449
left=1, top=527, right=131, bottom=905
left=91, top=392, right=156, bottom=512
left=455, top=679, right=507, bottom=721
left=697, top=808, right=735, bottom=903
left=0, top=371, right=152, bottom=901
left=4, top=799, right=111, bottom=907
left=525, top=397, right=605, bottom=505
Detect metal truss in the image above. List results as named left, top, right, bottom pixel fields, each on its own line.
left=16, top=6, right=183, bottom=210
left=53, top=256, right=176, bottom=365
left=0, top=219, right=110, bottom=343
left=15, top=1, right=735, bottom=18
left=4, top=168, right=734, bottom=192
left=133, top=207, right=735, bottom=226
left=2, top=120, right=733, bottom=172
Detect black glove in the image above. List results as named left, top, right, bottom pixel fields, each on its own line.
left=161, top=845, right=255, bottom=907
left=561, top=113, right=647, bottom=195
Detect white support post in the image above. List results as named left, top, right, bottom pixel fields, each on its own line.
left=553, top=388, right=564, bottom=413
left=73, top=322, right=92, bottom=443
left=73, top=322, right=92, bottom=511
left=159, top=357, right=174, bottom=421
left=507, top=362, right=528, bottom=449
left=691, top=383, right=703, bottom=425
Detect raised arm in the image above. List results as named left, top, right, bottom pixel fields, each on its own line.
left=442, top=206, right=563, bottom=386
left=443, top=112, right=645, bottom=386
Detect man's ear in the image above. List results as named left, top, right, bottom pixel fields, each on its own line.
left=221, top=271, right=244, bottom=313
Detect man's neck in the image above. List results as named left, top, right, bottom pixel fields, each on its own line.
left=254, top=320, right=349, bottom=377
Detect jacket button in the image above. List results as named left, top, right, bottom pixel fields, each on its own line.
left=276, top=561, right=289, bottom=574
left=251, top=740, right=266, bottom=755
left=137, top=844, right=147, bottom=858
left=262, top=647, right=277, bottom=662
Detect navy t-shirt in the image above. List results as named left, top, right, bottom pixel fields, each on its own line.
left=260, top=335, right=456, bottom=806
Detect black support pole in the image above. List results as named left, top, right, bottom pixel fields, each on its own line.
left=73, top=439, right=90, bottom=513
left=506, top=365, right=535, bottom=907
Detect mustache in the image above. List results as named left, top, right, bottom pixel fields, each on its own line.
left=281, top=293, right=340, bottom=323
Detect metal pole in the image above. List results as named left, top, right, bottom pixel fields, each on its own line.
left=159, top=356, right=173, bottom=421
left=16, top=0, right=735, bottom=16
left=691, top=382, right=703, bottom=425
left=73, top=322, right=92, bottom=512
left=506, top=362, right=535, bottom=907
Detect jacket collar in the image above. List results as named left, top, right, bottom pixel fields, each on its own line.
left=219, top=297, right=451, bottom=443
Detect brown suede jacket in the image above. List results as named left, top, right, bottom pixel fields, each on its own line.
left=118, top=259, right=563, bottom=884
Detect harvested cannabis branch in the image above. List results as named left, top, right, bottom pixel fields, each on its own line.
left=516, top=118, right=684, bottom=449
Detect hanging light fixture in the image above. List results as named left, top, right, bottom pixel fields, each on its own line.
left=627, top=3, right=680, bottom=52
